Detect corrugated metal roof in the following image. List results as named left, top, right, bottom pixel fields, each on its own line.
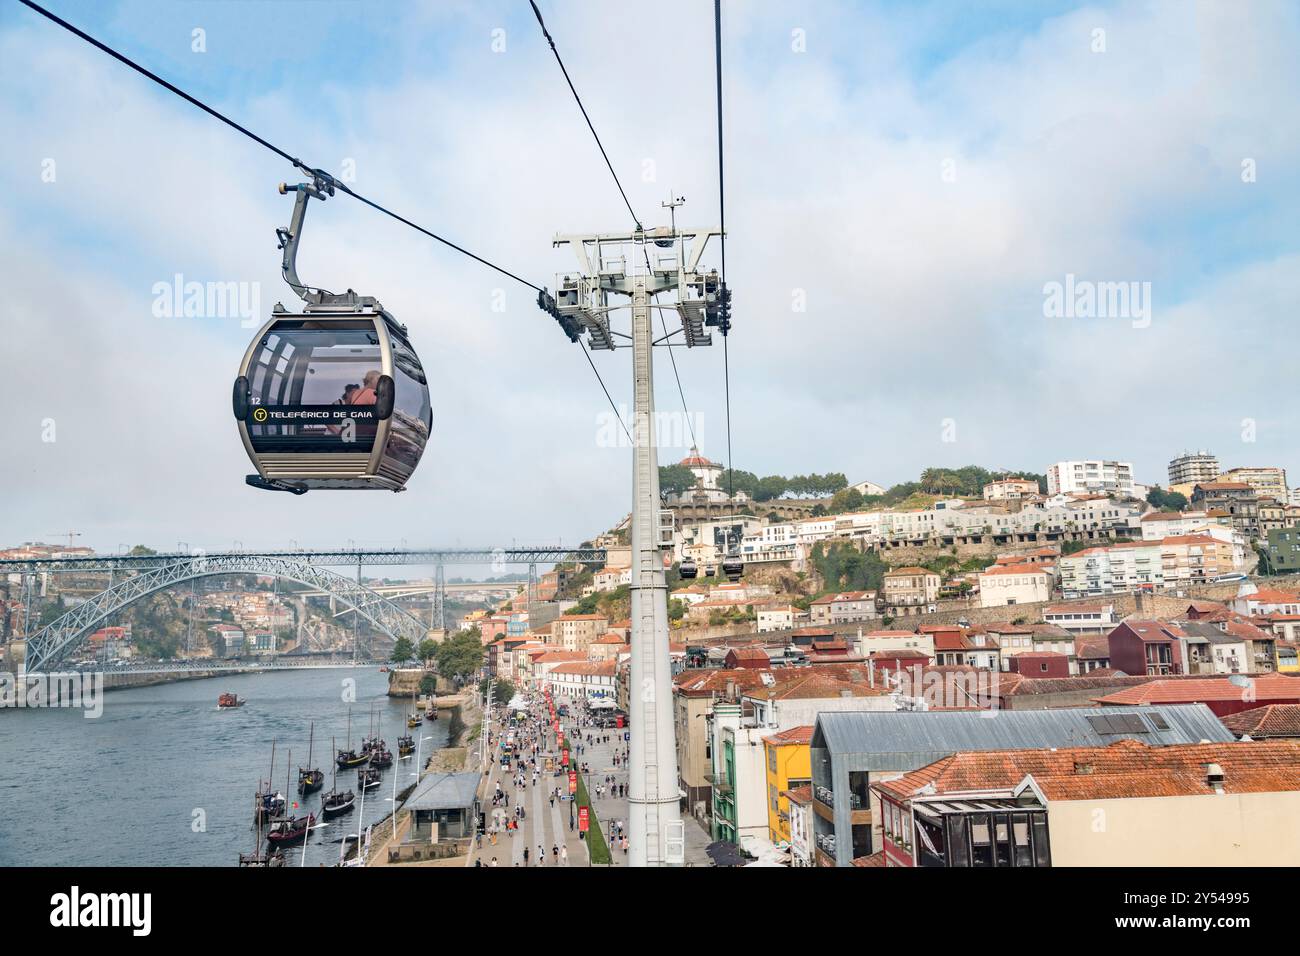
left=813, top=704, right=1232, bottom=772
left=404, top=772, right=480, bottom=811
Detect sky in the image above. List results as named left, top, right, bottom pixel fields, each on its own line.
left=1, top=0, right=1297, bottom=562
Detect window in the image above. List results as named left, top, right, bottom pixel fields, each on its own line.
left=247, top=323, right=382, bottom=452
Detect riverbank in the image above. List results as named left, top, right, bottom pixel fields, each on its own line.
left=359, top=690, right=482, bottom=866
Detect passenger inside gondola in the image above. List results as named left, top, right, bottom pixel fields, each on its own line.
left=349, top=371, right=380, bottom=405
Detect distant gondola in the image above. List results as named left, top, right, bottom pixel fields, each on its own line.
left=721, top=554, right=743, bottom=582
left=679, top=559, right=698, bottom=579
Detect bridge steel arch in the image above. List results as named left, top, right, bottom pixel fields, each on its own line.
left=23, top=554, right=430, bottom=673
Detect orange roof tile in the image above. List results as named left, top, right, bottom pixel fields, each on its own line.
left=876, top=739, right=1300, bottom=801
left=1094, top=674, right=1300, bottom=706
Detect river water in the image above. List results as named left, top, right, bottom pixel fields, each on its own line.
left=0, top=667, right=453, bottom=866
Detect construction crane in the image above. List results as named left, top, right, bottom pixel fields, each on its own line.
left=46, top=531, right=82, bottom=549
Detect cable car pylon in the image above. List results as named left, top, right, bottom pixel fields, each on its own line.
left=544, top=209, right=730, bottom=867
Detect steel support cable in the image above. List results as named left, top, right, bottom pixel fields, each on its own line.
left=18, top=0, right=632, bottom=447
left=714, top=0, right=737, bottom=521
left=527, top=0, right=697, bottom=451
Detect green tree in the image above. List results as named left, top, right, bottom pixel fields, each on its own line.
left=718, top=468, right=759, bottom=499
left=479, top=677, right=516, bottom=704
left=417, top=638, right=438, bottom=661
left=434, top=630, right=485, bottom=684
left=658, top=464, right=698, bottom=497
left=827, top=487, right=864, bottom=514
left=753, top=475, right=789, bottom=502
left=1146, top=487, right=1187, bottom=511
left=390, top=637, right=415, bottom=662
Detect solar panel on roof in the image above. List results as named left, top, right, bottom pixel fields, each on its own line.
left=1087, top=713, right=1150, bottom=735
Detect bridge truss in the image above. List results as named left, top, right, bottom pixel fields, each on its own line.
left=20, top=554, right=432, bottom=673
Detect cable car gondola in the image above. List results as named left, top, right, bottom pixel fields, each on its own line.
left=679, top=558, right=698, bottom=579
left=721, top=554, right=743, bottom=582
left=232, top=175, right=432, bottom=493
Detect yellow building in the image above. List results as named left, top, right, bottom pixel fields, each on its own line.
left=763, top=726, right=814, bottom=846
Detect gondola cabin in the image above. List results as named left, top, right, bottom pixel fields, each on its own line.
left=233, top=299, right=431, bottom=493
left=679, top=559, right=698, bottom=579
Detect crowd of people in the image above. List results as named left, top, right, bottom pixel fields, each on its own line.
left=471, top=689, right=632, bottom=866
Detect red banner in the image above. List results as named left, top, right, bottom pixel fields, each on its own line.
left=568, top=771, right=577, bottom=794
left=562, top=748, right=570, bottom=767
left=578, top=806, right=589, bottom=832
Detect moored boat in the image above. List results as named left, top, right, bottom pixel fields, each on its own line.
left=322, top=788, right=356, bottom=818
left=368, top=748, right=393, bottom=769
left=218, top=692, right=245, bottom=709
left=358, top=767, right=382, bottom=791
left=397, top=734, right=414, bottom=757
left=322, top=738, right=356, bottom=817
left=266, top=813, right=315, bottom=847
left=336, top=749, right=368, bottom=769
left=298, top=723, right=324, bottom=795
left=337, top=708, right=368, bottom=767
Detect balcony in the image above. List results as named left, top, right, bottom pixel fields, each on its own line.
left=813, top=785, right=864, bottom=810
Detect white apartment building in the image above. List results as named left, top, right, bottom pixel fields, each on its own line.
left=739, top=522, right=804, bottom=563
left=983, top=478, right=1039, bottom=501
left=1139, top=510, right=1230, bottom=540
left=976, top=565, right=1054, bottom=608
left=1058, top=541, right=1163, bottom=598
left=1046, top=460, right=1135, bottom=497
left=591, top=565, right=632, bottom=591
left=757, top=605, right=799, bottom=633
left=795, top=516, right=838, bottom=544
left=1042, top=603, right=1118, bottom=635
left=857, top=630, right=935, bottom=659
left=1168, top=452, right=1219, bottom=487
